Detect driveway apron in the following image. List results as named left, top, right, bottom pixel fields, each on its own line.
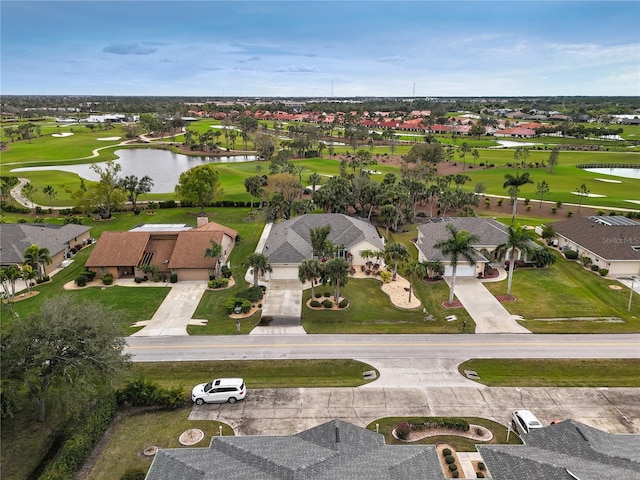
left=132, top=282, right=207, bottom=336
left=253, top=279, right=305, bottom=330
left=448, top=277, right=531, bottom=334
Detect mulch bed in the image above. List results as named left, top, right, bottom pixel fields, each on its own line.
left=494, top=295, right=518, bottom=302
left=442, top=300, right=463, bottom=308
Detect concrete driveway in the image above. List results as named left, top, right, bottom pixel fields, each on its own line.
left=131, top=282, right=207, bottom=336
left=190, top=384, right=639, bottom=436
left=252, top=279, right=306, bottom=335
left=449, top=277, right=531, bottom=334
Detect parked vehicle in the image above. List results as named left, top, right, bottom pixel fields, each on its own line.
left=191, top=378, right=246, bottom=405
left=511, top=409, right=543, bottom=436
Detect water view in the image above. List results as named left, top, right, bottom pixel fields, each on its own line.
left=11, top=149, right=258, bottom=193
left=582, top=167, right=640, bottom=180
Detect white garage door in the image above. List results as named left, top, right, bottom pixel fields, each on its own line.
left=444, top=264, right=476, bottom=277
left=270, top=265, right=300, bottom=280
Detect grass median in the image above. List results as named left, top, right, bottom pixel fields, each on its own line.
left=458, top=359, right=640, bottom=387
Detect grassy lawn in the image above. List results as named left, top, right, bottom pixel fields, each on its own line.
left=301, top=277, right=473, bottom=334
left=458, top=359, right=640, bottom=387
left=84, top=407, right=232, bottom=480
left=484, top=255, right=640, bottom=333
left=367, top=417, right=521, bottom=451
left=130, top=359, right=377, bottom=390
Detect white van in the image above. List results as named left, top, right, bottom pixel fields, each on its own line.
left=511, top=409, right=543, bottom=436
left=191, top=378, right=246, bottom=405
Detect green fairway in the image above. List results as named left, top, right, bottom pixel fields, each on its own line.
left=458, top=359, right=640, bottom=387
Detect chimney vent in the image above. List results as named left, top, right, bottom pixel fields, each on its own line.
left=335, top=426, right=340, bottom=443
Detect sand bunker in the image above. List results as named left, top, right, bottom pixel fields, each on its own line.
left=595, top=178, right=622, bottom=183
left=571, top=192, right=606, bottom=198
left=52, top=132, right=74, bottom=137
left=97, top=136, right=121, bottom=141
left=625, top=200, right=640, bottom=205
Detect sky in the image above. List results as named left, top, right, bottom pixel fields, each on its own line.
left=2, top=1, right=639, bottom=97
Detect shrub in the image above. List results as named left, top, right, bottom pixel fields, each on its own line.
left=497, top=199, right=503, bottom=206
left=476, top=472, right=485, bottom=478
left=117, top=378, right=186, bottom=408
left=449, top=464, right=458, bottom=472
left=590, top=264, right=599, bottom=272
left=567, top=211, right=574, bottom=217
left=443, top=418, right=470, bottom=431
left=556, top=200, right=563, bottom=208
left=338, top=299, right=349, bottom=308
left=442, top=448, right=452, bottom=456
left=152, top=274, right=161, bottom=282
left=315, top=292, right=322, bottom=298
left=395, top=422, right=411, bottom=440
left=564, top=249, right=578, bottom=260
left=310, top=300, right=321, bottom=308
left=83, top=270, right=97, bottom=281
left=170, top=273, right=178, bottom=283
left=208, top=278, right=229, bottom=289
left=324, top=291, right=331, bottom=297
left=102, top=274, right=114, bottom=285
left=477, top=462, right=485, bottom=471
left=257, top=303, right=262, bottom=309
left=452, top=472, right=459, bottom=478
left=40, top=395, right=118, bottom=479
left=445, top=455, right=456, bottom=464
left=134, top=277, right=143, bottom=283
left=379, top=271, right=392, bottom=283
left=75, top=275, right=88, bottom=287
left=221, top=265, right=232, bottom=278
left=322, top=299, right=333, bottom=308
left=599, top=268, right=609, bottom=276
left=237, top=286, right=264, bottom=302
left=551, top=206, right=558, bottom=214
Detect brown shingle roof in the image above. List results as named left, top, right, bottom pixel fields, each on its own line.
left=86, top=232, right=149, bottom=267
left=553, top=217, right=640, bottom=261
left=167, top=231, right=225, bottom=269
left=193, top=221, right=238, bottom=239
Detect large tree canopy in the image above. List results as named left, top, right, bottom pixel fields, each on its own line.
left=174, top=164, right=224, bottom=214
left=1, top=296, right=130, bottom=422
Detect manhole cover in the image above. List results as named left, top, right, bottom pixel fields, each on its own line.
left=179, top=429, right=205, bottom=445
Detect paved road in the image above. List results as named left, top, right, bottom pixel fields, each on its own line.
left=125, top=333, right=640, bottom=362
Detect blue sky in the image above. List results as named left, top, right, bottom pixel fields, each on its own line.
left=2, top=1, right=639, bottom=97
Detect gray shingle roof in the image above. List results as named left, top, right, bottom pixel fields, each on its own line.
left=145, top=420, right=444, bottom=480
left=264, top=214, right=384, bottom=264
left=415, top=217, right=509, bottom=262
left=478, top=420, right=640, bottom=480
left=552, top=217, right=640, bottom=261
left=0, top=223, right=91, bottom=265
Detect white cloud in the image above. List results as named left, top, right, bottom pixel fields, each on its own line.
left=103, top=43, right=158, bottom=55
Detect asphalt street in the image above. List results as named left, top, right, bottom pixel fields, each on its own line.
left=125, top=333, right=640, bottom=362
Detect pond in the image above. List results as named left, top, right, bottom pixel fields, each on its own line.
left=11, top=148, right=258, bottom=193
left=582, top=167, right=640, bottom=180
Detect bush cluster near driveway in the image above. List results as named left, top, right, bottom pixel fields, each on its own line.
left=302, top=278, right=473, bottom=334
left=367, top=417, right=522, bottom=451
left=458, top=359, right=640, bottom=387
left=483, top=255, right=640, bottom=333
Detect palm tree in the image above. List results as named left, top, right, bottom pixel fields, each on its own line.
left=425, top=259, right=444, bottom=279
left=23, top=244, right=52, bottom=279
left=21, top=265, right=37, bottom=293
left=244, top=253, right=272, bottom=288
left=298, top=259, right=322, bottom=298
left=204, top=239, right=223, bottom=277
left=503, top=172, right=534, bottom=222
left=384, top=242, right=409, bottom=280
left=495, top=224, right=537, bottom=298
left=433, top=224, right=479, bottom=305
left=308, top=173, right=322, bottom=193
left=403, top=260, right=425, bottom=303
left=322, top=257, right=350, bottom=304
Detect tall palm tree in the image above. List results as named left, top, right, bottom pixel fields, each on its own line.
left=495, top=224, right=537, bottom=298
left=322, top=257, right=350, bottom=304
left=403, top=260, right=425, bottom=303
left=384, top=242, right=409, bottom=280
left=503, top=172, right=534, bottom=222
left=298, top=259, right=321, bottom=298
left=23, top=244, right=51, bottom=279
left=433, top=224, right=479, bottom=305
left=204, top=239, right=223, bottom=277
left=244, top=253, right=272, bottom=288
left=308, top=173, right=322, bottom=193
left=21, top=264, right=37, bottom=293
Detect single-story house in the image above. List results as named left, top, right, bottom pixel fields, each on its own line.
left=263, top=213, right=385, bottom=280
left=550, top=216, right=640, bottom=276
left=85, top=217, right=237, bottom=281
left=416, top=218, right=524, bottom=277
left=0, top=223, right=92, bottom=275
left=478, top=419, right=640, bottom=479
left=145, top=419, right=445, bottom=480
